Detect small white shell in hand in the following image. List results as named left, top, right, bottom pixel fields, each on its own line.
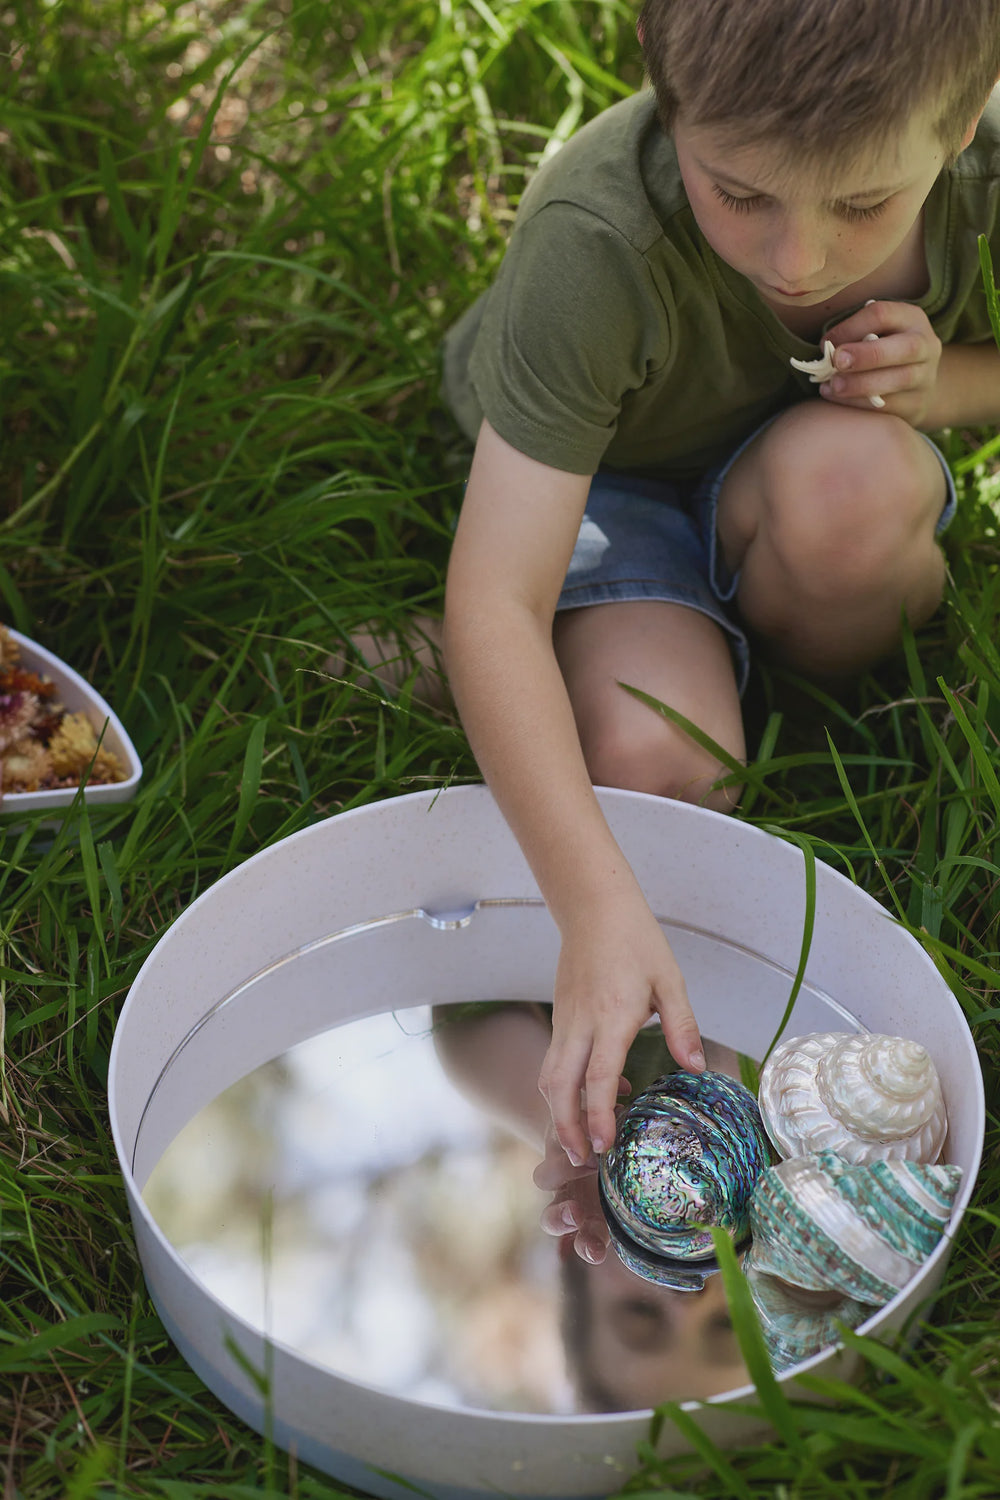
left=790, top=339, right=837, bottom=381
left=758, top=1031, right=948, bottom=1164
left=789, top=334, right=885, bottom=407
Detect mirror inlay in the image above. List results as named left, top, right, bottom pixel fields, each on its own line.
left=144, top=1005, right=751, bottom=1414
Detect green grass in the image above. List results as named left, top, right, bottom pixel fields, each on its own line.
left=1, top=1, right=999, bottom=1495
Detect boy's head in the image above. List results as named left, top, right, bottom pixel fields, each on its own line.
left=639, top=0, right=1000, bottom=170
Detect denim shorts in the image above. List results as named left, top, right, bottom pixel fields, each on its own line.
left=555, top=417, right=958, bottom=694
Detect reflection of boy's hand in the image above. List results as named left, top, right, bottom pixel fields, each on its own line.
left=819, top=300, right=942, bottom=426
left=534, top=1124, right=612, bottom=1264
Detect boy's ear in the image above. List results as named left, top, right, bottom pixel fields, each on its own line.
left=958, top=114, right=982, bottom=153
left=959, top=79, right=1000, bottom=153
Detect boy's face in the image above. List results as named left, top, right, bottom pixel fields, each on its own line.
left=673, top=105, right=949, bottom=308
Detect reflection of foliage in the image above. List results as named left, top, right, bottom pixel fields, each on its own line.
left=145, top=1015, right=566, bottom=1413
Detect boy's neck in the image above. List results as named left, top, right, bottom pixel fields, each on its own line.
left=760, top=210, right=929, bottom=338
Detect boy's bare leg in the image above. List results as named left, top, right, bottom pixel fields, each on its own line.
left=323, top=614, right=450, bottom=709
left=715, top=403, right=947, bottom=675
left=553, top=600, right=746, bottom=811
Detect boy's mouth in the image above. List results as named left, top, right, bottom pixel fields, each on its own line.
left=766, top=284, right=823, bottom=298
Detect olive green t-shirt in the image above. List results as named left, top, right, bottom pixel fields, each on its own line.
left=442, top=89, right=1000, bottom=480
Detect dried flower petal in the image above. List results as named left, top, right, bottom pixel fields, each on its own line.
left=0, top=625, right=20, bottom=672
left=33, top=710, right=63, bottom=743
left=0, top=667, right=57, bottom=698
left=0, top=691, right=40, bottom=753
left=47, top=711, right=125, bottom=784
left=2, top=736, right=53, bottom=792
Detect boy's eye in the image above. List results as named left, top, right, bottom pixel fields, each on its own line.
left=837, top=197, right=891, bottom=223
left=711, top=184, right=762, bottom=214
left=710, top=183, right=893, bottom=224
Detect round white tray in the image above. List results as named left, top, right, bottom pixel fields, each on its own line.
left=109, top=785, right=984, bottom=1500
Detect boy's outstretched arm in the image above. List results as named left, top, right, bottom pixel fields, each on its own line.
left=444, top=420, right=705, bottom=1167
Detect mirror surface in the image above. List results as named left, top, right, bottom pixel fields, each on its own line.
left=144, top=1003, right=751, bottom=1414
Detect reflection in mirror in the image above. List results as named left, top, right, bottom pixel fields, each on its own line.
left=143, top=1002, right=752, bottom=1414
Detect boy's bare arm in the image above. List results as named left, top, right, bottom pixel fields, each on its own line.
left=444, top=420, right=704, bottom=1166
left=919, top=343, right=1000, bottom=429
left=821, top=300, right=1000, bottom=428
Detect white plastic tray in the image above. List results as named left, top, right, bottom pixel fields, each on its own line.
left=109, top=786, right=984, bottom=1500
left=2, top=628, right=142, bottom=811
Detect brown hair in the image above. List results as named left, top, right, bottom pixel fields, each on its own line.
left=639, top=0, right=1000, bottom=168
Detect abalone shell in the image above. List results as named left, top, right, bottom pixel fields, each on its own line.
left=598, top=1070, right=772, bottom=1283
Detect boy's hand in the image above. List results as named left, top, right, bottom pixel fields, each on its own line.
left=537, top=891, right=704, bottom=1166
left=819, top=300, right=942, bottom=427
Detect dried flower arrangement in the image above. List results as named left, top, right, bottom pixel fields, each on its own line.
left=0, top=625, right=127, bottom=796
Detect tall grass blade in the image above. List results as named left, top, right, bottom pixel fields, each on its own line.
left=825, top=731, right=908, bottom=920
left=226, top=716, right=268, bottom=863
left=709, top=1226, right=804, bottom=1452
left=978, top=233, right=1000, bottom=349
left=759, top=825, right=816, bottom=1061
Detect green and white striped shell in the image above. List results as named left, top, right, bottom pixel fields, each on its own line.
left=758, top=1032, right=947, bottom=1165
left=743, top=1149, right=961, bottom=1370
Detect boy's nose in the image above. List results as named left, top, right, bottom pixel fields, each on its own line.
left=764, top=224, right=827, bottom=292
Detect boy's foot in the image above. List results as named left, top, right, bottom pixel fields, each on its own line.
left=323, top=615, right=451, bottom=712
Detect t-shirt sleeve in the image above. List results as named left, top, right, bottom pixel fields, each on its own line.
left=466, top=202, right=672, bottom=474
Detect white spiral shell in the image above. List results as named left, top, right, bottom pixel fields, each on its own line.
left=758, top=1032, right=947, bottom=1164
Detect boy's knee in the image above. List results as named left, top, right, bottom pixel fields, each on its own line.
left=580, top=712, right=743, bottom=811
left=754, top=410, right=945, bottom=598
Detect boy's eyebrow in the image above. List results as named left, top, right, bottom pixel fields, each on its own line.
left=702, top=165, right=769, bottom=194
left=701, top=160, right=903, bottom=201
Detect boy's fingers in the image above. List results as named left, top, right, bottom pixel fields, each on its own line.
left=533, top=1150, right=595, bottom=1191
left=835, top=330, right=928, bottom=372
left=584, top=1047, right=629, bottom=1154
left=574, top=1233, right=609, bottom=1265
left=539, top=1197, right=580, bottom=1236
left=656, top=985, right=704, bottom=1074
left=825, top=306, right=882, bottom=344
left=539, top=1038, right=595, bottom=1166
left=820, top=364, right=921, bottom=405
left=539, top=1188, right=609, bottom=1254
left=828, top=297, right=913, bottom=342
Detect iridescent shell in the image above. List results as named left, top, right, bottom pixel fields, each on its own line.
left=748, top=1150, right=961, bottom=1305
left=598, top=1070, right=771, bottom=1286
left=758, top=1032, right=947, bottom=1165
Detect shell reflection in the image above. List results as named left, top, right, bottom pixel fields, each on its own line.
left=599, top=1071, right=771, bottom=1283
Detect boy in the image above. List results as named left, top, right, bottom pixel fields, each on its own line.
left=440, top=0, right=1000, bottom=1185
